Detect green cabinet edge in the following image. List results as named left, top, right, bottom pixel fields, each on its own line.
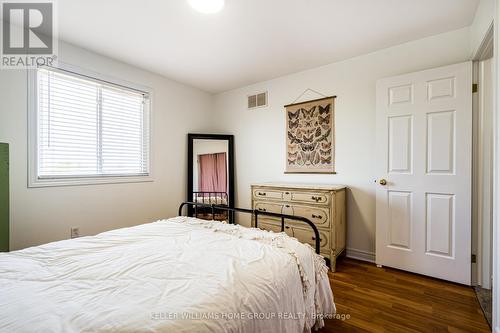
left=0, top=143, right=9, bottom=252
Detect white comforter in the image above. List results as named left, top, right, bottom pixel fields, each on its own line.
left=0, top=217, right=334, bottom=333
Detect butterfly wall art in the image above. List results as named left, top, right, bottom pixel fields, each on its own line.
left=285, top=96, right=335, bottom=173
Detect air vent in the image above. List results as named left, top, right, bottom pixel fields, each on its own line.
left=247, top=91, right=267, bottom=109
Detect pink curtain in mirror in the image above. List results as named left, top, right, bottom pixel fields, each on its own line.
left=198, top=152, right=227, bottom=194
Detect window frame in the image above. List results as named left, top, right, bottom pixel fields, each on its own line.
left=28, top=62, right=154, bottom=188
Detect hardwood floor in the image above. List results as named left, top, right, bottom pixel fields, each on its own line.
left=319, top=258, right=491, bottom=333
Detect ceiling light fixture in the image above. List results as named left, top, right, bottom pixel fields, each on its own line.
left=188, top=0, right=225, bottom=14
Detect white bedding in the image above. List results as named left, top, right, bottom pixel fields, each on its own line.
left=0, top=217, right=335, bottom=333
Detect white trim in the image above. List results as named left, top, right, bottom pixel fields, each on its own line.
left=474, top=23, right=494, bottom=61
left=473, top=26, right=495, bottom=281
left=45, top=61, right=152, bottom=95
left=345, top=248, right=376, bottom=263
left=29, top=175, right=154, bottom=188
left=472, top=59, right=479, bottom=287
left=477, top=58, right=494, bottom=290
left=27, top=63, right=154, bottom=188
left=493, top=0, right=499, bottom=331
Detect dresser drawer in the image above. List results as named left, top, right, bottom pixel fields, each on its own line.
left=256, top=219, right=329, bottom=252
left=254, top=201, right=331, bottom=229
left=290, top=191, right=330, bottom=205
left=286, top=204, right=330, bottom=228
left=258, top=220, right=293, bottom=237
left=292, top=227, right=330, bottom=251
left=253, top=188, right=285, bottom=200
left=254, top=201, right=283, bottom=214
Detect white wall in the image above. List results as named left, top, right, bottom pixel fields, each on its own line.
left=0, top=41, right=213, bottom=250
left=212, top=28, right=472, bottom=258
left=0, top=27, right=478, bottom=254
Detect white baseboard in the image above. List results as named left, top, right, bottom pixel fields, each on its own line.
left=345, top=248, right=376, bottom=263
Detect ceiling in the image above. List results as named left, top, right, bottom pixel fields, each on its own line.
left=58, top=0, right=479, bottom=93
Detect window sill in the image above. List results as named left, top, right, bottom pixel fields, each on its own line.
left=28, top=175, right=154, bottom=188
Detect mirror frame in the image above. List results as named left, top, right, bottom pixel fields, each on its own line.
left=187, top=133, right=235, bottom=223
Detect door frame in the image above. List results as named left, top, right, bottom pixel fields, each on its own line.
left=492, top=1, right=500, bottom=331
left=472, top=23, right=494, bottom=289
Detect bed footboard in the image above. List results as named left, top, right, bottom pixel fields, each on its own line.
left=178, top=201, right=321, bottom=254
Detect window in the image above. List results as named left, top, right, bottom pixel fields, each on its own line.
left=28, top=65, right=152, bottom=187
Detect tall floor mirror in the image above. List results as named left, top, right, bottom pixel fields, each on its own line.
left=187, top=134, right=234, bottom=223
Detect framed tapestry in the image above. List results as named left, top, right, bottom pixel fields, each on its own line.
left=285, top=96, right=336, bottom=173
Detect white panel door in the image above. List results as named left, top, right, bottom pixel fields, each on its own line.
left=376, top=62, right=472, bottom=285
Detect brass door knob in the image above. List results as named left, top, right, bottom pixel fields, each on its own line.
left=379, top=179, right=387, bottom=186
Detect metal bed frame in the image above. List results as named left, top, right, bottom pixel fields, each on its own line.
left=178, top=201, right=321, bottom=254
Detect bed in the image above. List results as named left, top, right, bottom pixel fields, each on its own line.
left=0, top=203, right=335, bottom=333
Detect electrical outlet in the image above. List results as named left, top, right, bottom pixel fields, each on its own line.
left=70, top=227, right=80, bottom=239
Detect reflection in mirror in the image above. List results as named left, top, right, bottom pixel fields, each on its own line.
left=193, top=139, right=228, bottom=205
left=188, top=134, right=234, bottom=222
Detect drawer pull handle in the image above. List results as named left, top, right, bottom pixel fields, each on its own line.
left=312, top=214, right=322, bottom=219
left=311, top=196, right=322, bottom=202
left=285, top=192, right=290, bottom=195
left=258, top=192, right=266, bottom=196
left=285, top=226, right=290, bottom=229
left=258, top=208, right=267, bottom=212
left=285, top=204, right=290, bottom=208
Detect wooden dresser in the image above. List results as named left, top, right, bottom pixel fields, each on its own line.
left=251, top=183, right=346, bottom=271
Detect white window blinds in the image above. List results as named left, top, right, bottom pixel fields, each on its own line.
left=36, top=67, right=150, bottom=179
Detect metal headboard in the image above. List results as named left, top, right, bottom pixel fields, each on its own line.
left=178, top=201, right=320, bottom=254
